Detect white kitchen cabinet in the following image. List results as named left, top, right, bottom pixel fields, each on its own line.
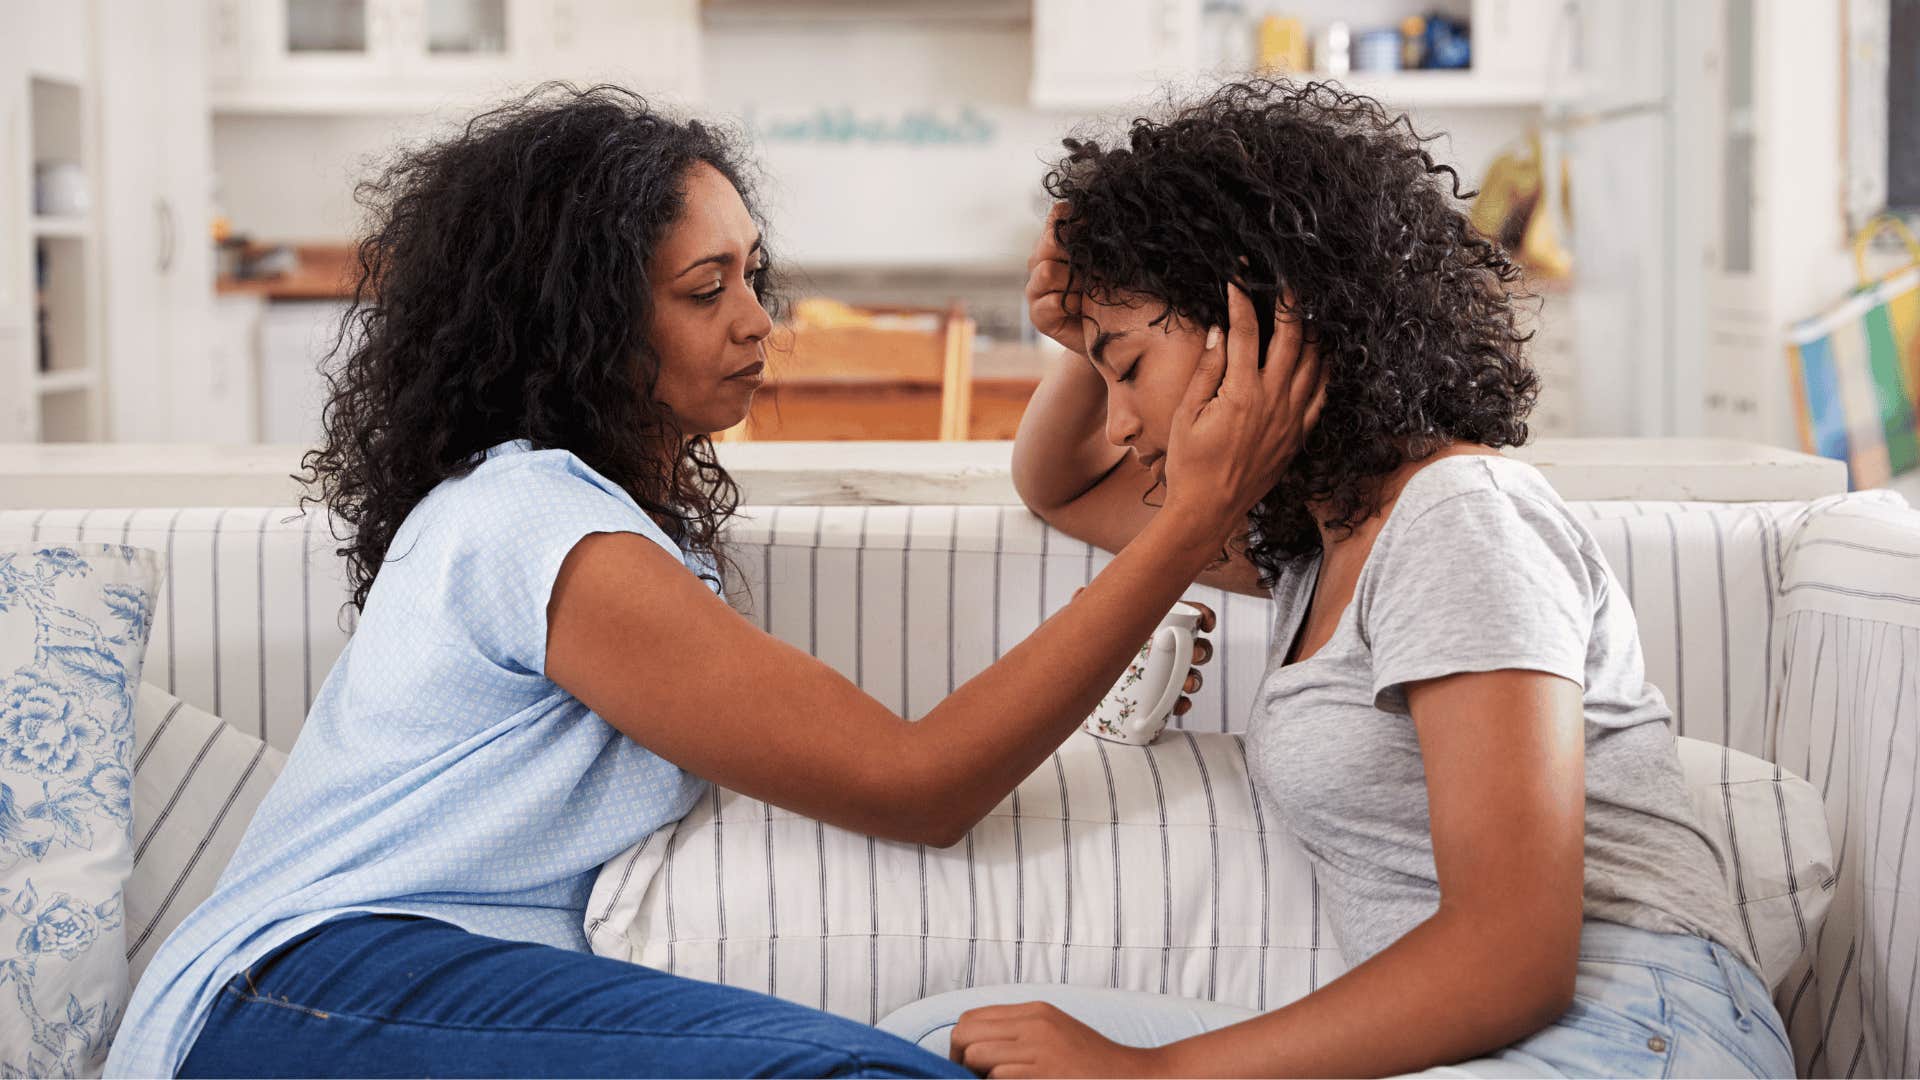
left=199, top=295, right=264, bottom=443
left=1029, top=0, right=1199, bottom=109
left=0, top=23, right=27, bottom=333
left=1029, top=0, right=1594, bottom=111
left=1679, top=0, right=1852, bottom=449
left=0, top=329, right=29, bottom=442
left=208, top=0, right=700, bottom=113
left=100, top=0, right=219, bottom=443
left=259, top=300, right=347, bottom=447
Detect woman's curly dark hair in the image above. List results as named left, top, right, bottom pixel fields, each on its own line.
left=300, top=84, right=780, bottom=610
left=1045, top=78, right=1537, bottom=582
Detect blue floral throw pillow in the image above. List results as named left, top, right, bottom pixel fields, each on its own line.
left=0, top=544, right=162, bottom=1078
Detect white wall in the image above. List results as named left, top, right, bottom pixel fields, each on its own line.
left=213, top=112, right=464, bottom=241
left=701, top=17, right=1527, bottom=272
left=212, top=14, right=1530, bottom=271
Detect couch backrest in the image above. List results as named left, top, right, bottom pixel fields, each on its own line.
left=2, top=496, right=1889, bottom=760
left=723, top=499, right=1844, bottom=762
left=0, top=508, right=353, bottom=752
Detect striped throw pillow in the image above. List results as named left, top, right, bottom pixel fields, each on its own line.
left=1674, top=736, right=1834, bottom=987
left=125, top=684, right=285, bottom=986
left=586, top=730, right=1831, bottom=1023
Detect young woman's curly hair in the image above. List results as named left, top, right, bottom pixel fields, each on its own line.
left=301, top=84, right=780, bottom=610
left=1045, top=78, right=1537, bottom=582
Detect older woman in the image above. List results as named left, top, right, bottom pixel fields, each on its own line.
left=106, top=85, right=1317, bottom=1079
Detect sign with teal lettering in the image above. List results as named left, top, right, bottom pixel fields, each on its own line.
left=745, top=106, right=997, bottom=146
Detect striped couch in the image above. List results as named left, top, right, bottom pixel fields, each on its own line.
left=3, top=489, right=1916, bottom=1077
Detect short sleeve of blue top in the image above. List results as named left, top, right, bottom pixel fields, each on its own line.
left=106, top=441, right=713, bottom=1079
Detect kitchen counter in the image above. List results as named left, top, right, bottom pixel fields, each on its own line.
left=215, top=244, right=357, bottom=300
left=0, top=438, right=1847, bottom=510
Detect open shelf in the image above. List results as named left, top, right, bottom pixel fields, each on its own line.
left=1034, top=68, right=1585, bottom=113
left=37, top=387, right=95, bottom=442
left=1321, top=69, right=1584, bottom=108
left=35, top=368, right=98, bottom=395
left=34, top=236, right=90, bottom=378
left=8, top=33, right=100, bottom=440
left=30, top=216, right=90, bottom=239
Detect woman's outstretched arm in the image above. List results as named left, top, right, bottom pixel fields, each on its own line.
left=548, top=283, right=1319, bottom=848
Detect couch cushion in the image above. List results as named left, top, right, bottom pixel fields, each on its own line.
left=125, top=684, right=285, bottom=987
left=0, top=543, right=162, bottom=1077
left=0, top=510, right=354, bottom=756
left=1765, top=494, right=1920, bottom=1077
left=1674, top=736, right=1835, bottom=988
left=585, top=728, right=1831, bottom=1027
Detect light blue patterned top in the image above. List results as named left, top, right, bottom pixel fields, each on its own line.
left=105, top=441, right=713, bottom=1078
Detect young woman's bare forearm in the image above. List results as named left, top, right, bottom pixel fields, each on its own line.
left=1011, top=349, right=1124, bottom=513
left=1154, top=909, right=1576, bottom=1078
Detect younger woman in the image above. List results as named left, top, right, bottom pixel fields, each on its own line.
left=893, top=79, right=1795, bottom=1079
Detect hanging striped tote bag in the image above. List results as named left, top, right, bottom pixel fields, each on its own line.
left=1786, top=215, right=1920, bottom=488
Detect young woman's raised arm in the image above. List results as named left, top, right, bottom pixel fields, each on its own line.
left=547, top=283, right=1319, bottom=849
left=1012, top=209, right=1272, bottom=598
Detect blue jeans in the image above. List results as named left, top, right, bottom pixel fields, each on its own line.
left=877, top=921, right=1797, bottom=1078
left=177, top=913, right=972, bottom=1078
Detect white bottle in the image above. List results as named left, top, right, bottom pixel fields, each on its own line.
left=1201, top=0, right=1253, bottom=74
left=1318, top=21, right=1351, bottom=76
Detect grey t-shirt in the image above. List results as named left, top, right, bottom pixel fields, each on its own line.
left=1245, top=455, right=1755, bottom=971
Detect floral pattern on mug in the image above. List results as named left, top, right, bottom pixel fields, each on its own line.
left=1087, top=638, right=1178, bottom=746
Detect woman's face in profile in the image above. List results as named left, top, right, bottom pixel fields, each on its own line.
left=646, top=163, right=774, bottom=436
left=1076, top=292, right=1207, bottom=486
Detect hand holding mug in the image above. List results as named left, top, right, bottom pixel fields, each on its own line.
left=1084, top=600, right=1216, bottom=746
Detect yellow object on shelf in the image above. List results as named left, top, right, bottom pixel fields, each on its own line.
left=1401, top=16, right=1426, bottom=68
left=1257, top=15, right=1308, bottom=74
left=1469, top=131, right=1574, bottom=281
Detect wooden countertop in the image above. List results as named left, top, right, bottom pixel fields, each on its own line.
left=215, top=244, right=356, bottom=300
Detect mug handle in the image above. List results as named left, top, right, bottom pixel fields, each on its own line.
left=1143, top=621, right=1197, bottom=734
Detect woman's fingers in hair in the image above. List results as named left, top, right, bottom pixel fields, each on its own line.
left=1221, top=282, right=1262, bottom=400
left=1178, top=323, right=1230, bottom=421
left=1026, top=240, right=1085, bottom=355
left=1260, top=289, right=1325, bottom=434
left=1028, top=201, right=1072, bottom=270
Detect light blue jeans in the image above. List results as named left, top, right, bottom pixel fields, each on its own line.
left=876, top=921, right=1796, bottom=1078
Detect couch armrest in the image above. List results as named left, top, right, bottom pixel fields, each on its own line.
left=1770, top=492, right=1920, bottom=1076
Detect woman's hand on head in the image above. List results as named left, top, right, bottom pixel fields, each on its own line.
left=1163, top=282, right=1325, bottom=537
left=1026, top=204, right=1087, bottom=356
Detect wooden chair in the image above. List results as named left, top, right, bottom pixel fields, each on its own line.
left=717, top=301, right=975, bottom=442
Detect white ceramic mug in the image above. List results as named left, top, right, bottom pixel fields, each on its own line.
left=1083, top=600, right=1204, bottom=747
